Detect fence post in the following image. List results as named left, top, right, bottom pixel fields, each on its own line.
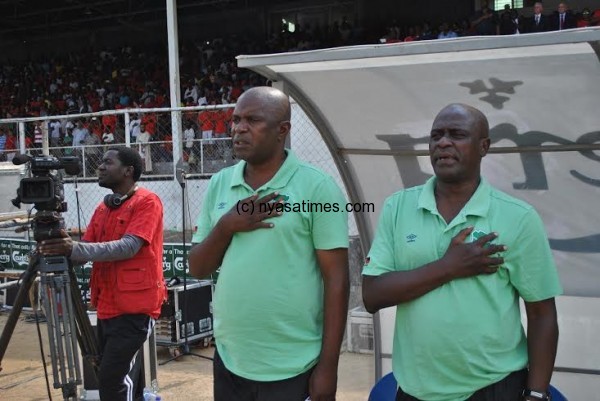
left=124, top=111, right=131, bottom=148
left=42, top=120, right=50, bottom=156
left=166, top=0, right=183, bottom=174
left=18, top=122, right=26, bottom=154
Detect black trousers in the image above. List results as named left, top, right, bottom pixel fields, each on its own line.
left=396, top=369, right=528, bottom=401
left=213, top=348, right=314, bottom=401
left=97, top=314, right=153, bottom=401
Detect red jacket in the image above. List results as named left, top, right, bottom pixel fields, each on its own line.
left=83, top=187, right=166, bottom=319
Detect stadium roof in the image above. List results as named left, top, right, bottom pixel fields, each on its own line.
left=0, top=0, right=291, bottom=42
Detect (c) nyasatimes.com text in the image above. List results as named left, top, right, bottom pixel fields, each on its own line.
left=236, top=199, right=375, bottom=214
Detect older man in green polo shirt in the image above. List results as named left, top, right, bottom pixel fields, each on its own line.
left=362, top=104, right=561, bottom=401
left=189, top=86, right=349, bottom=401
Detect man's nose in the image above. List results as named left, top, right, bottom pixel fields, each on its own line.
left=233, top=120, right=248, bottom=133
left=436, top=133, right=453, bottom=147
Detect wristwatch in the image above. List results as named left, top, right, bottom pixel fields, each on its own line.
left=522, top=389, right=551, bottom=400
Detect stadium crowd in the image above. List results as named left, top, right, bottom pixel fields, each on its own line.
left=380, top=2, right=600, bottom=42
left=0, top=1, right=598, bottom=166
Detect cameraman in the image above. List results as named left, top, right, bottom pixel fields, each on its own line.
left=39, top=146, right=166, bottom=401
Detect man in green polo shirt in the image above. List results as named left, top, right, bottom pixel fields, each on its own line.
left=362, top=104, right=561, bottom=401
left=189, top=86, right=349, bottom=401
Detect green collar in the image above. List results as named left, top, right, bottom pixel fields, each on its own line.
left=230, top=148, right=300, bottom=191
left=418, top=176, right=491, bottom=218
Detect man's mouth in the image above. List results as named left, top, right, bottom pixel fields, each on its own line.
left=435, top=153, right=456, bottom=161
left=233, top=140, right=249, bottom=147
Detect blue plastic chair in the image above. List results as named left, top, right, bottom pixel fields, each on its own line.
left=368, top=372, right=568, bottom=401
left=549, top=384, right=568, bottom=401
left=368, top=372, right=396, bottom=401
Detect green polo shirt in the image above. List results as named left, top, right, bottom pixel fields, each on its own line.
left=363, top=176, right=562, bottom=401
left=192, top=149, right=348, bottom=381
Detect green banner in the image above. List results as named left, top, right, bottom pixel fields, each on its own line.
left=0, top=239, right=204, bottom=279
left=162, top=243, right=192, bottom=279
left=0, top=239, right=33, bottom=271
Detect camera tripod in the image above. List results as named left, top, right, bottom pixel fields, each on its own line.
left=0, top=251, right=100, bottom=400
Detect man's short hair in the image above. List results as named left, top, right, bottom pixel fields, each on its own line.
left=108, top=146, right=143, bottom=181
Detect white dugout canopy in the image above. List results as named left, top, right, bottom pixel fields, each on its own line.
left=238, top=28, right=600, bottom=386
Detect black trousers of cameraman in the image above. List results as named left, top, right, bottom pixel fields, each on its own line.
left=97, top=314, right=154, bottom=401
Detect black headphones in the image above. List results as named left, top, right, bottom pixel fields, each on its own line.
left=104, top=186, right=138, bottom=209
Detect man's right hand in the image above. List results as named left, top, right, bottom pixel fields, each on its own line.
left=37, top=229, right=74, bottom=257
left=441, top=226, right=506, bottom=279
left=216, top=192, right=283, bottom=236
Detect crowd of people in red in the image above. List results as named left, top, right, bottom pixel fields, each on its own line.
left=0, top=4, right=597, bottom=166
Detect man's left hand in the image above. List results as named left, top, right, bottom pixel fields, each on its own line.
left=308, top=361, right=337, bottom=401
left=37, top=229, right=74, bottom=256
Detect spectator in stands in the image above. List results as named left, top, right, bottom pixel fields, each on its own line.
left=102, top=125, right=115, bottom=146
left=136, top=123, right=153, bottom=173
left=198, top=106, right=215, bottom=158
left=49, top=118, right=62, bottom=149
left=32, top=122, right=43, bottom=155
left=470, top=2, right=497, bottom=35
left=577, top=8, right=594, bottom=27
left=550, top=2, right=577, bottom=31
left=498, top=5, right=523, bottom=35
left=84, top=130, right=102, bottom=176
left=62, top=127, right=74, bottom=156
left=438, top=22, right=458, bottom=39
left=593, top=8, right=600, bottom=26
left=72, top=120, right=90, bottom=148
left=0, top=128, right=6, bottom=161
left=419, top=22, right=436, bottom=40
left=183, top=122, right=197, bottom=169
left=128, top=113, right=141, bottom=143
left=183, top=80, right=199, bottom=104
left=525, top=1, right=551, bottom=33
left=403, top=26, right=419, bottom=42
left=4, top=128, right=16, bottom=162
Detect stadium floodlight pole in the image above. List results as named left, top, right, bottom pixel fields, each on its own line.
left=166, top=0, right=183, bottom=175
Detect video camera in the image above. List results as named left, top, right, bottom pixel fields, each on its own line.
left=10, top=154, right=81, bottom=241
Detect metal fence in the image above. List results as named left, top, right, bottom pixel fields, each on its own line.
left=0, top=101, right=358, bottom=244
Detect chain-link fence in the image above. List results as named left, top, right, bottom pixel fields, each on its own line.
left=0, top=101, right=358, bottom=237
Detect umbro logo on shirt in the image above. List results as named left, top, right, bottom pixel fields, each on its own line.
left=471, top=229, right=488, bottom=242
left=273, top=194, right=289, bottom=202
left=217, top=202, right=227, bottom=210
left=406, top=234, right=417, bottom=243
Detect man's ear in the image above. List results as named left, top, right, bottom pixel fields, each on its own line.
left=480, top=137, right=491, bottom=157
left=278, top=121, right=291, bottom=142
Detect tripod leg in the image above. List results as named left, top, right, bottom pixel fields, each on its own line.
left=61, top=273, right=82, bottom=397
left=42, top=274, right=66, bottom=389
left=0, top=258, right=38, bottom=372
left=68, top=268, right=100, bottom=375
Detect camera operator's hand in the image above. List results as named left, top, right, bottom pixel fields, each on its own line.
left=38, top=229, right=74, bottom=257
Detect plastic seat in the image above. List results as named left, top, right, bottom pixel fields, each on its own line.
left=368, top=372, right=397, bottom=401
left=369, top=372, right=568, bottom=401
left=549, top=384, right=568, bottom=401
